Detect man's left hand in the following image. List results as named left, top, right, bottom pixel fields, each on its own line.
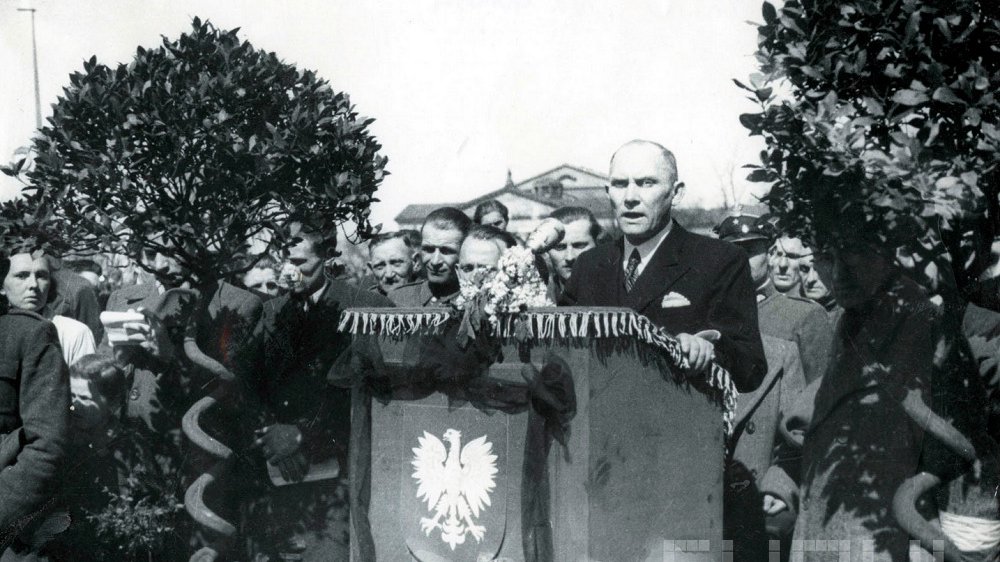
left=253, top=424, right=303, bottom=462
left=676, top=333, right=715, bottom=372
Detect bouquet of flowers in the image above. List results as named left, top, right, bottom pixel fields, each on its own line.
left=454, top=219, right=564, bottom=344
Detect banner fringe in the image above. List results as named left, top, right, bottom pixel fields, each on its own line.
left=338, top=308, right=738, bottom=434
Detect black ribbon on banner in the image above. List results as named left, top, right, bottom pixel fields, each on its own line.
left=332, top=317, right=577, bottom=562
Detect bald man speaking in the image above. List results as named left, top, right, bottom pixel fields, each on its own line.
left=560, top=140, right=765, bottom=392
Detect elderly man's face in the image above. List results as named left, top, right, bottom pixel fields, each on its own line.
left=798, top=253, right=832, bottom=302
left=421, top=225, right=464, bottom=286
left=547, top=219, right=597, bottom=283
left=243, top=266, right=279, bottom=297
left=607, top=143, right=680, bottom=245
left=457, top=238, right=503, bottom=287
left=368, top=238, right=417, bottom=294
left=2, top=253, right=51, bottom=312
left=768, top=236, right=808, bottom=293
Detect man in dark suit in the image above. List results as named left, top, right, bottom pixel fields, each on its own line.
left=246, top=221, right=393, bottom=561
left=560, top=140, right=766, bottom=392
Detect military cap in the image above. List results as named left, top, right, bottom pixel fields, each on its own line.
left=714, top=214, right=775, bottom=243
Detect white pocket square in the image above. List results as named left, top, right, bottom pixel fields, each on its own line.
left=661, top=292, right=691, bottom=308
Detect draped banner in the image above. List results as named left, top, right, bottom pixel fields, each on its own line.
left=339, top=307, right=726, bottom=562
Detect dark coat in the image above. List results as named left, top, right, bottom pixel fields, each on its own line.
left=254, top=280, right=393, bottom=464
left=770, top=275, right=936, bottom=562
left=0, top=310, right=70, bottom=544
left=103, top=281, right=263, bottom=433
left=757, top=282, right=834, bottom=385
left=560, top=222, right=767, bottom=392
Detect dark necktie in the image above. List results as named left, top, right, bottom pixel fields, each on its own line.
left=625, top=248, right=641, bottom=292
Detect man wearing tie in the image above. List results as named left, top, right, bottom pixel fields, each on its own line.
left=560, top=140, right=765, bottom=392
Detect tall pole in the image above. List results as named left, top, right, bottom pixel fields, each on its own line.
left=17, top=8, right=41, bottom=130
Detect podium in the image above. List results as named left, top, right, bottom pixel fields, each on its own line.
left=341, top=307, right=732, bottom=562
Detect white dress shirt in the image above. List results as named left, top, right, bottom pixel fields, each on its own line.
left=622, top=221, right=673, bottom=279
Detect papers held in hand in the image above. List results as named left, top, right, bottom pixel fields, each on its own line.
left=267, top=456, right=340, bottom=487
left=100, top=310, right=147, bottom=347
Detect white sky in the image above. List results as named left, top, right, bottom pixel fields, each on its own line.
left=1, top=0, right=767, bottom=229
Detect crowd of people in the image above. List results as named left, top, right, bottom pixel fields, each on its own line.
left=1, top=138, right=997, bottom=561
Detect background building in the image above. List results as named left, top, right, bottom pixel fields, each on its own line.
left=395, top=164, right=757, bottom=238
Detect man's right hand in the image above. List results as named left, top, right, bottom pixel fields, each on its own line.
left=676, top=332, right=716, bottom=372
left=121, top=308, right=177, bottom=362
left=763, top=493, right=788, bottom=515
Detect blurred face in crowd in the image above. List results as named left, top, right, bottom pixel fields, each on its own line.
left=142, top=248, right=185, bottom=288
left=421, top=224, right=464, bottom=287
left=457, top=237, right=504, bottom=287
left=607, top=142, right=682, bottom=245
left=479, top=211, right=507, bottom=231
left=737, top=239, right=772, bottom=288
left=830, top=245, right=894, bottom=310
left=768, top=236, right=808, bottom=293
left=548, top=219, right=597, bottom=283
left=368, top=238, right=418, bottom=294
left=70, top=377, right=115, bottom=432
left=2, top=253, right=50, bottom=312
left=78, top=271, right=101, bottom=287
left=282, top=237, right=329, bottom=296
left=243, top=266, right=279, bottom=297
left=798, top=253, right=832, bottom=302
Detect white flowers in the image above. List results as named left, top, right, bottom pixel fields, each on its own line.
left=454, top=245, right=553, bottom=327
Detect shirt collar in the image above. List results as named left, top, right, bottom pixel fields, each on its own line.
left=622, top=220, right=673, bottom=271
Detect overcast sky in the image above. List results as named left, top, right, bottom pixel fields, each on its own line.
left=1, top=0, right=767, bottom=229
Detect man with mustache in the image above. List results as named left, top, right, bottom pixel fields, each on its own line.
left=560, top=140, right=766, bottom=392
left=390, top=207, right=472, bottom=308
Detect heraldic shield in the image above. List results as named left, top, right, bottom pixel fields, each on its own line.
left=399, top=405, right=512, bottom=562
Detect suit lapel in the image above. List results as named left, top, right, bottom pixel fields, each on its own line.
left=625, top=224, right=691, bottom=313
left=600, top=242, right=626, bottom=306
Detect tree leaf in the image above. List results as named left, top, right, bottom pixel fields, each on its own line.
left=891, top=89, right=929, bottom=105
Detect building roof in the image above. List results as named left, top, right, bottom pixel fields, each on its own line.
left=393, top=163, right=753, bottom=232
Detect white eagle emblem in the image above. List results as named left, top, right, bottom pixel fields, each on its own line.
left=411, top=429, right=499, bottom=550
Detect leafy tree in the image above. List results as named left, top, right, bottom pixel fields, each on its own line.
left=4, top=18, right=387, bottom=284
left=740, top=0, right=1000, bottom=307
